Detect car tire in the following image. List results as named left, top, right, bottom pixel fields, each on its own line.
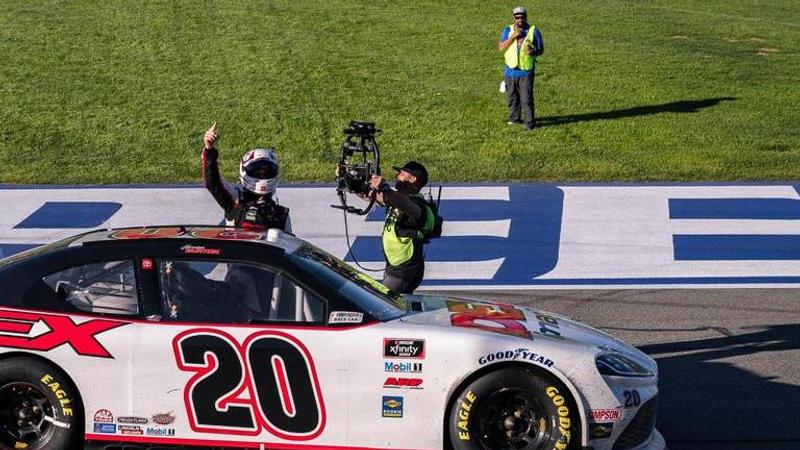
left=448, top=366, right=579, bottom=450
left=0, top=356, right=83, bottom=450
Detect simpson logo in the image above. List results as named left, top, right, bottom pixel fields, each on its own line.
left=384, top=361, right=423, bottom=373
left=93, top=409, right=114, bottom=423
left=591, top=409, right=621, bottom=421
left=383, top=377, right=423, bottom=389
left=180, top=244, right=221, bottom=255
left=329, top=311, right=364, bottom=324
left=383, top=338, right=425, bottom=359
left=0, top=309, right=126, bottom=358
left=382, top=396, right=403, bottom=418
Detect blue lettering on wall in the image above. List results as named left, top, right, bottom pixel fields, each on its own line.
left=346, top=185, right=564, bottom=284
left=14, top=202, right=122, bottom=229
left=670, top=185, right=800, bottom=261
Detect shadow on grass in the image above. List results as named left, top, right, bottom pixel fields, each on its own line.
left=536, top=97, right=737, bottom=127
left=636, top=324, right=800, bottom=445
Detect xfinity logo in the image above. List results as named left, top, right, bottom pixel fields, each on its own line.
left=383, top=338, right=425, bottom=359
left=385, top=361, right=423, bottom=373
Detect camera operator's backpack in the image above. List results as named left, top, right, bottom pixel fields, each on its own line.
left=414, top=191, right=443, bottom=243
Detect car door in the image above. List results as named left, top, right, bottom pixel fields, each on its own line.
left=129, top=256, right=353, bottom=448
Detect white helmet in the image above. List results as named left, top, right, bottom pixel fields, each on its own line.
left=239, top=148, right=279, bottom=196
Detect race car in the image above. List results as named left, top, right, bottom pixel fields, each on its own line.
left=0, top=226, right=666, bottom=450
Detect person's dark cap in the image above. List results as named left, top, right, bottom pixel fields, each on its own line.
left=392, top=161, right=428, bottom=187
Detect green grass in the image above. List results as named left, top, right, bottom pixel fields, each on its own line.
left=0, top=0, right=798, bottom=183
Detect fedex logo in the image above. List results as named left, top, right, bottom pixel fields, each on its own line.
left=0, top=309, right=127, bottom=358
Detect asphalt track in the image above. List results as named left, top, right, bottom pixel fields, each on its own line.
left=432, top=288, right=800, bottom=450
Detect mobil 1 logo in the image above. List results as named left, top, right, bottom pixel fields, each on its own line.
left=385, top=361, right=423, bottom=373
left=383, top=339, right=425, bottom=359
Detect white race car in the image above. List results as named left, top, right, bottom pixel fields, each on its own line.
left=0, top=226, right=665, bottom=450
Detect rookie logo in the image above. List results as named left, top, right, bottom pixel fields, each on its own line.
left=383, top=339, right=425, bottom=359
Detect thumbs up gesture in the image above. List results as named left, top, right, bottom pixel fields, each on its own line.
left=204, top=122, right=219, bottom=150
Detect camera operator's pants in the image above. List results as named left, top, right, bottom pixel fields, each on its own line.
left=383, top=263, right=425, bottom=295
left=506, top=73, right=535, bottom=127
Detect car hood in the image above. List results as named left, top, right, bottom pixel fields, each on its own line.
left=400, top=294, right=653, bottom=366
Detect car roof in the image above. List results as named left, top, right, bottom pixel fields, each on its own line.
left=69, top=225, right=303, bottom=254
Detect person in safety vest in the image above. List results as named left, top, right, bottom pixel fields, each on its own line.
left=366, top=161, right=433, bottom=294
left=498, top=6, right=544, bottom=130
left=201, top=122, right=291, bottom=232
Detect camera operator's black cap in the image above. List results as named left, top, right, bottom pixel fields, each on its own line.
left=393, top=161, right=428, bottom=187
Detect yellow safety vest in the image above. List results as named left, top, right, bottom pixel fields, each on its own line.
left=504, top=24, right=536, bottom=71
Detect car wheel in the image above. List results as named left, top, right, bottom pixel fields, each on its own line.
left=449, top=367, right=579, bottom=450
left=0, top=357, right=82, bottom=450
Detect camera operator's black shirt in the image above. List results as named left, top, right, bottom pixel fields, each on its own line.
left=201, top=147, right=290, bottom=231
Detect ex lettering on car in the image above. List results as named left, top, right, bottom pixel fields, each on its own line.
left=0, top=226, right=665, bottom=450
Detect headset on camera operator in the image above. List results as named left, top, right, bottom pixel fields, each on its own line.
left=364, top=161, right=432, bottom=294
left=201, top=122, right=291, bottom=232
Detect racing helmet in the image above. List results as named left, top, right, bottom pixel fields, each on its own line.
left=239, top=148, right=279, bottom=196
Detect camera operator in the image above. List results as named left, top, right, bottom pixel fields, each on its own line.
left=201, top=122, right=291, bottom=232
left=365, top=161, right=431, bottom=294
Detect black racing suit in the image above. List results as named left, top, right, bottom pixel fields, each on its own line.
left=381, top=189, right=428, bottom=294
left=202, top=147, right=291, bottom=232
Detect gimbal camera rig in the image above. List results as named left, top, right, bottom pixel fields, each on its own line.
left=332, top=121, right=382, bottom=216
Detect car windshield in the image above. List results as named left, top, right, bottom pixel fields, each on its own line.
left=289, top=243, right=407, bottom=321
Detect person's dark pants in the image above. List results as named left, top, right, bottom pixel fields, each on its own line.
left=383, top=263, right=424, bottom=294
left=505, top=73, right=535, bottom=128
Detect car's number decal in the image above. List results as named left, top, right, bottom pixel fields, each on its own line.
left=623, top=389, right=641, bottom=408
left=173, top=329, right=326, bottom=440
left=177, top=333, right=258, bottom=432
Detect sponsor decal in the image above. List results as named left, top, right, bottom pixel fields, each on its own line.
left=93, top=409, right=114, bottom=423
left=478, top=348, right=554, bottom=368
left=117, top=416, right=148, bottom=424
left=146, top=427, right=176, bottom=436
left=382, top=396, right=403, bottom=418
left=383, top=338, right=425, bottom=359
left=141, top=258, right=154, bottom=270
left=188, top=228, right=265, bottom=241
left=456, top=390, right=476, bottom=440
left=110, top=227, right=184, bottom=240
left=39, top=374, right=73, bottom=417
left=589, top=422, right=614, bottom=439
left=93, top=423, right=117, bottom=434
left=180, top=244, right=222, bottom=255
left=383, top=377, right=423, bottom=390
left=590, top=409, right=620, bottom=421
left=118, top=425, right=143, bottom=435
left=546, top=387, right=573, bottom=450
left=384, top=361, right=423, bottom=373
left=536, top=313, right=562, bottom=338
left=447, top=301, right=533, bottom=340
left=0, top=309, right=126, bottom=358
left=151, top=412, right=175, bottom=425
left=328, top=311, right=363, bottom=324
